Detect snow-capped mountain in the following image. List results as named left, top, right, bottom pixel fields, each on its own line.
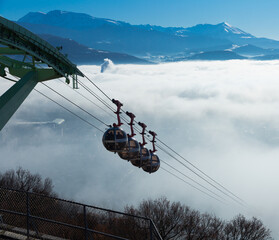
left=137, top=22, right=253, bottom=39
left=138, top=22, right=279, bottom=49
left=181, top=22, right=254, bottom=39
left=17, top=10, right=233, bottom=55
left=18, top=10, right=130, bottom=29
left=16, top=10, right=279, bottom=61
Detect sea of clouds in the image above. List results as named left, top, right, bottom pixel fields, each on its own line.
left=1, top=60, right=279, bottom=237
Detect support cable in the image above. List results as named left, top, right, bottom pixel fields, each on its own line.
left=84, top=75, right=112, bottom=102
left=79, top=74, right=137, bottom=126
left=41, top=82, right=110, bottom=127
left=121, top=117, right=244, bottom=206
left=125, top=114, right=243, bottom=203
left=76, top=77, right=140, bottom=133
left=77, top=79, right=115, bottom=113
left=34, top=89, right=104, bottom=133
left=160, top=159, right=227, bottom=202
left=156, top=137, right=246, bottom=204
left=156, top=144, right=244, bottom=206
left=80, top=72, right=246, bottom=205
left=27, top=56, right=116, bottom=122
left=24, top=55, right=115, bottom=125
left=57, top=79, right=115, bottom=119
left=1, top=74, right=104, bottom=133
left=160, top=166, right=226, bottom=204
left=3, top=67, right=246, bottom=206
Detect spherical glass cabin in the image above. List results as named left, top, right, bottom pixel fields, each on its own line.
left=130, top=146, right=150, bottom=167
left=118, top=137, right=140, bottom=160
left=142, top=152, right=160, bottom=173
left=102, top=126, right=128, bottom=152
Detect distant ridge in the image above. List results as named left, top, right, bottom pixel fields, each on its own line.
left=18, top=10, right=130, bottom=29
left=17, top=10, right=233, bottom=55
left=17, top=10, right=279, bottom=62
left=187, top=50, right=246, bottom=60
left=39, top=34, right=148, bottom=64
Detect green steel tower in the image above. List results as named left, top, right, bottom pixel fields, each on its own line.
left=0, top=16, right=84, bottom=131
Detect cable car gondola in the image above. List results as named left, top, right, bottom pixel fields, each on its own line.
left=142, top=131, right=160, bottom=173
left=102, top=126, right=127, bottom=152
left=102, top=99, right=128, bottom=152
left=130, top=122, right=151, bottom=167
left=142, top=152, right=160, bottom=173
left=131, top=145, right=150, bottom=167
left=118, top=111, right=140, bottom=160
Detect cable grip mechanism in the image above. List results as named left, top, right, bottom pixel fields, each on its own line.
left=149, top=131, right=157, bottom=153
left=138, top=122, right=147, bottom=147
left=112, top=99, right=123, bottom=127
left=126, top=111, right=136, bottom=138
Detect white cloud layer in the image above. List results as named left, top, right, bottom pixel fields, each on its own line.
left=1, top=60, right=279, bottom=237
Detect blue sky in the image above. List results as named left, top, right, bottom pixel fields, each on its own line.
left=1, top=0, right=279, bottom=39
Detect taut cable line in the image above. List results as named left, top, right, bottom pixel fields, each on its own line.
left=79, top=71, right=246, bottom=206
left=160, top=159, right=227, bottom=202
left=41, top=82, right=110, bottom=127
left=160, top=166, right=226, bottom=204
left=1, top=72, right=104, bottom=133
left=156, top=137, right=246, bottom=204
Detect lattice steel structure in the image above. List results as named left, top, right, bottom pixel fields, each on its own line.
left=0, top=16, right=84, bottom=131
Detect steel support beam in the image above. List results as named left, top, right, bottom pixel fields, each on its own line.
left=0, top=71, right=37, bottom=131
left=0, top=47, right=25, bottom=55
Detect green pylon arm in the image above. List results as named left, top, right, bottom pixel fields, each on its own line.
left=0, top=71, right=38, bottom=131
left=0, top=56, right=62, bottom=81
left=0, top=15, right=84, bottom=131
left=8, top=68, right=61, bottom=82
left=0, top=47, right=25, bottom=55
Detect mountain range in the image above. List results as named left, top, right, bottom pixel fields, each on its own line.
left=39, top=34, right=148, bottom=64
left=16, top=10, right=279, bottom=64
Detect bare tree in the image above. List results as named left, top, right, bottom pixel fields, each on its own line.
left=0, top=169, right=273, bottom=240
left=0, top=167, right=56, bottom=196
left=182, top=209, right=201, bottom=240
left=126, top=198, right=273, bottom=240
left=224, top=214, right=272, bottom=240
left=197, top=213, right=225, bottom=240
left=126, top=197, right=186, bottom=240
